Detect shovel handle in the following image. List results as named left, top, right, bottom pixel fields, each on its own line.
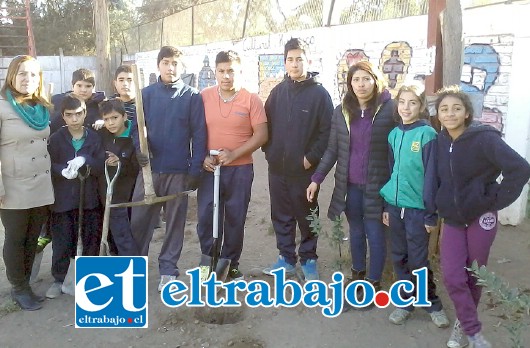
left=100, top=162, right=121, bottom=255
left=131, top=64, right=156, bottom=198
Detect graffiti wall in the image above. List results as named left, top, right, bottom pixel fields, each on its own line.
left=460, top=38, right=512, bottom=133
left=134, top=19, right=513, bottom=126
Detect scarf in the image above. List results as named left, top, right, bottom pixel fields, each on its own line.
left=6, top=90, right=50, bottom=131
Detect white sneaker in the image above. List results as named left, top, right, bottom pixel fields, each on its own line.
left=467, top=332, right=491, bottom=348
left=430, top=309, right=450, bottom=328
left=199, top=265, right=210, bottom=282
left=158, top=275, right=176, bottom=292
left=389, top=308, right=412, bottom=325
left=447, top=320, right=469, bottom=348
left=46, top=281, right=63, bottom=299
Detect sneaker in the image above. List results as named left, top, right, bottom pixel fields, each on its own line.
left=158, top=275, right=177, bottom=292
left=301, top=259, right=319, bottom=281
left=46, top=281, right=63, bottom=299
left=228, top=267, right=244, bottom=281
left=467, top=332, right=491, bottom=348
left=389, top=308, right=412, bottom=325
left=447, top=320, right=469, bottom=348
left=36, top=236, right=52, bottom=253
left=262, top=255, right=296, bottom=276
left=199, top=265, right=210, bottom=282
left=430, top=309, right=450, bottom=328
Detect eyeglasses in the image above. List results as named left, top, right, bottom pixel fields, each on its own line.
left=63, top=110, right=85, bottom=118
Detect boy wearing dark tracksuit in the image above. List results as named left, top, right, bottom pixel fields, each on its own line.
left=46, top=95, right=105, bottom=299
left=98, top=99, right=139, bottom=256
left=262, top=38, right=333, bottom=281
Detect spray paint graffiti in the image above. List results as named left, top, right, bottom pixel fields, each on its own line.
left=460, top=43, right=503, bottom=131
left=379, top=42, right=412, bottom=94
left=258, top=54, right=284, bottom=103
left=336, top=49, right=369, bottom=100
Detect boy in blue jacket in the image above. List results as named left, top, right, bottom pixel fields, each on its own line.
left=98, top=99, right=139, bottom=256
left=46, top=94, right=105, bottom=299
left=129, top=46, right=207, bottom=291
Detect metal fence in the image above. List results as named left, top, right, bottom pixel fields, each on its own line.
left=121, top=0, right=429, bottom=54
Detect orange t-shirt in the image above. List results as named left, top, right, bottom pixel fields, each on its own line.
left=201, top=86, right=267, bottom=166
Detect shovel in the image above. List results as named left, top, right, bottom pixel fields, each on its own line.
left=109, top=64, right=192, bottom=209
left=99, top=162, right=121, bottom=256
left=62, top=166, right=90, bottom=296
left=201, top=150, right=230, bottom=283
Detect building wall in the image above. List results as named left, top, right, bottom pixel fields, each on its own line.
left=0, top=56, right=97, bottom=96
left=132, top=3, right=530, bottom=225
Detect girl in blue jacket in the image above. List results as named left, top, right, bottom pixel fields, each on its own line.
left=435, top=86, right=530, bottom=348
left=380, top=82, right=448, bottom=328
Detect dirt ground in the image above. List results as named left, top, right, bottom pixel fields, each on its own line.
left=0, top=151, right=529, bottom=348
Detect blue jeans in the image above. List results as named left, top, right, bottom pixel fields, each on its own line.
left=344, top=184, right=386, bottom=281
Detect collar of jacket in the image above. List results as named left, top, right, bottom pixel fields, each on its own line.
left=341, top=89, right=391, bottom=133
left=157, top=76, right=185, bottom=91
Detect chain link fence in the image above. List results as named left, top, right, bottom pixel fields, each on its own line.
left=122, top=0, right=429, bottom=54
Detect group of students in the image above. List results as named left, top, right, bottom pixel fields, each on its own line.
left=1, top=38, right=529, bottom=348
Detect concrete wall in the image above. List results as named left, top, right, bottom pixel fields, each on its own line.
left=132, top=2, right=530, bottom=225
left=0, top=56, right=97, bottom=95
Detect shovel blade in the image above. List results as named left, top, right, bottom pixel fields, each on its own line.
left=30, top=251, right=44, bottom=284
left=62, top=259, right=76, bottom=296
left=215, top=258, right=231, bottom=283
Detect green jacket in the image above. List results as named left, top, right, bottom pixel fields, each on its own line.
left=379, top=120, right=438, bottom=225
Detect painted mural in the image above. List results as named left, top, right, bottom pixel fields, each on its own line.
left=460, top=43, right=503, bottom=131
left=258, top=54, right=285, bottom=103
left=379, top=41, right=412, bottom=96
left=336, top=49, right=369, bottom=101
left=198, top=55, right=216, bottom=90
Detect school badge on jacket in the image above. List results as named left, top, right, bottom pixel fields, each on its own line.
left=479, top=212, right=497, bottom=231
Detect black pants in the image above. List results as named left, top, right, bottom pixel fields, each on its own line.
left=1, top=206, right=49, bottom=290
left=50, top=208, right=101, bottom=282
left=268, top=173, right=319, bottom=265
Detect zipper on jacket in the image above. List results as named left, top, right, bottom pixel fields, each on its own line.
left=394, top=131, right=405, bottom=207
left=400, top=207, right=405, bottom=219
left=449, top=141, right=466, bottom=224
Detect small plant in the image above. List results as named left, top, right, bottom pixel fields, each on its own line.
left=307, top=208, right=348, bottom=270
left=468, top=260, right=530, bottom=348
left=306, top=207, right=322, bottom=237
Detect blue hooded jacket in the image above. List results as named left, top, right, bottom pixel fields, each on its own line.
left=435, top=122, right=530, bottom=227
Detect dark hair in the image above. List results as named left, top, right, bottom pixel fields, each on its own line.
left=343, top=61, right=387, bottom=118
left=0, top=55, right=51, bottom=107
left=284, top=38, right=308, bottom=62
left=394, top=82, right=429, bottom=122
left=71, top=68, right=95, bottom=87
left=157, top=46, right=183, bottom=66
left=99, top=99, right=126, bottom=117
left=61, top=93, right=85, bottom=115
left=215, top=50, right=241, bottom=66
left=114, top=65, right=132, bottom=79
left=435, top=85, right=474, bottom=127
